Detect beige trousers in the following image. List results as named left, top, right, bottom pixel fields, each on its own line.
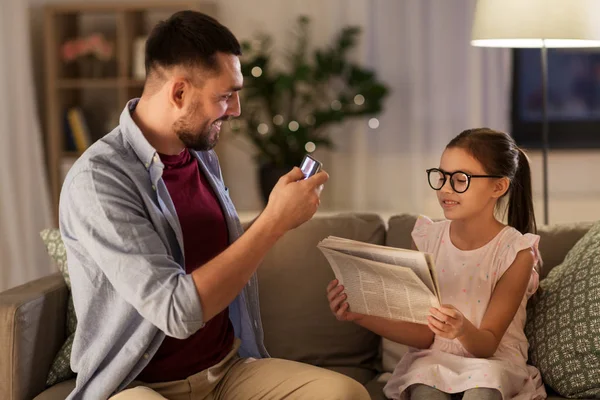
left=110, top=340, right=369, bottom=400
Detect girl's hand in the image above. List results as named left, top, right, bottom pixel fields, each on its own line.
left=428, top=305, right=466, bottom=339
left=326, top=279, right=364, bottom=322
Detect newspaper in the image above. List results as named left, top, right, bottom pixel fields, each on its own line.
left=317, top=236, right=441, bottom=325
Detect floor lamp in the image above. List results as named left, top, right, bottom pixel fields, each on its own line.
left=471, top=0, right=600, bottom=225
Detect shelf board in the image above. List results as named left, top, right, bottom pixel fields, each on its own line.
left=57, top=78, right=120, bottom=89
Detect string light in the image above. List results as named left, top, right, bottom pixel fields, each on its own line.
left=251, top=66, right=263, bottom=77
left=354, top=94, right=365, bottom=105
left=304, top=142, right=317, bottom=153
left=288, top=121, right=299, bottom=132
left=273, top=115, right=284, bottom=125
left=305, top=142, right=316, bottom=152
left=368, top=118, right=380, bottom=129
left=257, top=123, right=269, bottom=135
left=331, top=100, right=342, bottom=111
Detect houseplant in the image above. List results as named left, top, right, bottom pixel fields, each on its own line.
left=232, top=16, right=389, bottom=203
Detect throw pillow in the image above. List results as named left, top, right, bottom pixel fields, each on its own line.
left=40, top=229, right=77, bottom=387
left=525, top=221, right=600, bottom=398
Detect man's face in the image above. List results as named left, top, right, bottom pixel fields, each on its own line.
left=173, top=53, right=243, bottom=151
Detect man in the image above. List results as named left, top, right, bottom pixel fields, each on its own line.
left=59, top=9, right=370, bottom=400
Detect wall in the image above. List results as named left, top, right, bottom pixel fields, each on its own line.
left=28, top=0, right=600, bottom=226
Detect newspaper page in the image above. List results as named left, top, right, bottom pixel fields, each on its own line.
left=318, top=246, right=440, bottom=324
left=318, top=237, right=439, bottom=301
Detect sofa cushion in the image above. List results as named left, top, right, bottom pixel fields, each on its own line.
left=536, top=221, right=593, bottom=279
left=33, top=379, right=76, bottom=400
left=257, top=213, right=385, bottom=384
left=39, top=229, right=77, bottom=387
left=525, top=221, right=600, bottom=398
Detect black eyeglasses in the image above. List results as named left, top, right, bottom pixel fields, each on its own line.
left=426, top=168, right=504, bottom=193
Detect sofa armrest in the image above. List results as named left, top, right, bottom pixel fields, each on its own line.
left=0, top=273, right=68, bottom=400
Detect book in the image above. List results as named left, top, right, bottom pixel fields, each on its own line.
left=66, top=107, right=91, bottom=153
left=317, top=236, right=441, bottom=325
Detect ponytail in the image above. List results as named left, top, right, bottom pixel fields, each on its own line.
left=508, top=148, right=537, bottom=234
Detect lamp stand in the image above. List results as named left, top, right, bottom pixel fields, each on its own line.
left=540, top=40, right=549, bottom=225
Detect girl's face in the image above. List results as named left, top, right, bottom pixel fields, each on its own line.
left=436, top=147, right=506, bottom=221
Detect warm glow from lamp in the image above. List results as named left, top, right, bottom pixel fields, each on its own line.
left=471, top=0, right=600, bottom=48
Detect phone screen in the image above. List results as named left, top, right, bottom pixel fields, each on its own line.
left=300, top=155, right=321, bottom=179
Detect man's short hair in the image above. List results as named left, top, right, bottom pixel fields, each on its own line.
left=145, top=10, right=241, bottom=78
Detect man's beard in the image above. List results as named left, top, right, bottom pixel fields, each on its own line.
left=175, top=119, right=222, bottom=151
left=173, top=101, right=226, bottom=151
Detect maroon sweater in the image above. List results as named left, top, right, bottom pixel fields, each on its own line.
left=137, top=149, right=234, bottom=383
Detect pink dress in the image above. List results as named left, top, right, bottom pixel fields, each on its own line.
left=384, top=216, right=547, bottom=400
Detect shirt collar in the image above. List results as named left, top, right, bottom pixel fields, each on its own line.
left=119, top=98, right=159, bottom=170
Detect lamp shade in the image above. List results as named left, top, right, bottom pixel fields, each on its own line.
left=472, top=0, right=600, bottom=48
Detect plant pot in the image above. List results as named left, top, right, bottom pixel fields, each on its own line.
left=258, top=164, right=293, bottom=205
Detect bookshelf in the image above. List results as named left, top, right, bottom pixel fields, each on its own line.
left=43, top=1, right=216, bottom=220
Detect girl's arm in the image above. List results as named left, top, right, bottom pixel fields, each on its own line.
left=428, top=248, right=534, bottom=358
left=327, top=279, right=434, bottom=349
left=355, top=314, right=434, bottom=349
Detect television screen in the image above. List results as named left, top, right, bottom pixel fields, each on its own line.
left=511, top=48, right=600, bottom=148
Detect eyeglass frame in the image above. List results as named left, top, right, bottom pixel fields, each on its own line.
left=426, top=168, right=505, bottom=193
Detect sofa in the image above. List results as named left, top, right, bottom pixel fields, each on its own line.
left=0, top=213, right=595, bottom=400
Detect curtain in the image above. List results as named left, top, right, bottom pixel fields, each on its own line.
left=0, top=0, right=54, bottom=291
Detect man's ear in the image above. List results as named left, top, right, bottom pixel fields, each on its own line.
left=492, top=177, right=510, bottom=199
left=168, top=78, right=188, bottom=109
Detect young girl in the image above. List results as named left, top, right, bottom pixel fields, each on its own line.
left=327, top=128, right=546, bottom=400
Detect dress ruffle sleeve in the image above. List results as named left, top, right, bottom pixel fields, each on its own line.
left=496, top=232, right=542, bottom=297
left=411, top=215, right=434, bottom=253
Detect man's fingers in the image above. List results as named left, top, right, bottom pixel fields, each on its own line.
left=304, top=170, right=329, bottom=187
left=280, top=167, right=304, bottom=183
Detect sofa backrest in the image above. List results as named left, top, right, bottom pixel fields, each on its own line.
left=256, top=213, right=385, bottom=384
left=386, top=214, right=594, bottom=279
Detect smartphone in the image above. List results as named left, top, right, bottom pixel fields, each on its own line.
left=300, top=154, right=322, bottom=179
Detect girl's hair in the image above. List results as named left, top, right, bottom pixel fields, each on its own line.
left=447, top=128, right=537, bottom=234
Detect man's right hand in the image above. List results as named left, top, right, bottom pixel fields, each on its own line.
left=261, top=167, right=329, bottom=237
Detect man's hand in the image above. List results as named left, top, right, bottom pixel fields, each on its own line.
left=261, top=167, right=329, bottom=237
left=427, top=305, right=466, bottom=339
left=327, top=279, right=364, bottom=322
